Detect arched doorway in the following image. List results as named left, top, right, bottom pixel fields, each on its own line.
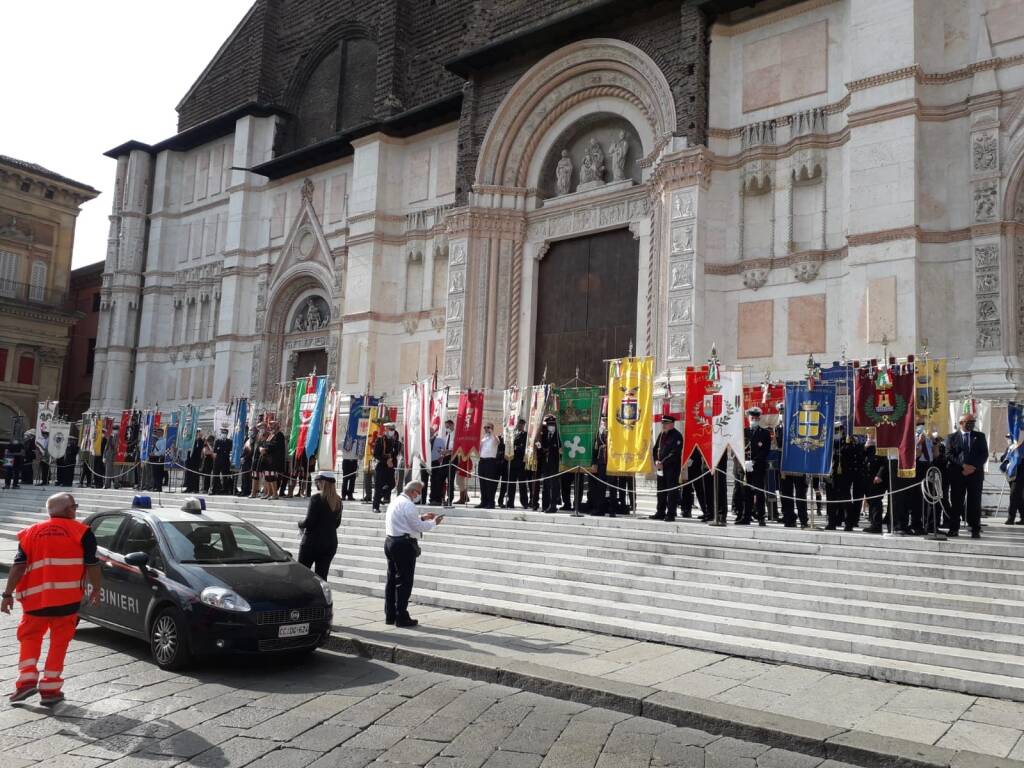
left=261, top=277, right=337, bottom=400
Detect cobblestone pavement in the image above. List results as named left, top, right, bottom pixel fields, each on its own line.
left=0, top=612, right=866, bottom=768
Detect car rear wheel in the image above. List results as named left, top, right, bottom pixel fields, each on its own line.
left=150, top=608, right=192, bottom=670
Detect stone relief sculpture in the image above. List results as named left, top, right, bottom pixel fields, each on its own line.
left=579, top=153, right=597, bottom=186
left=588, top=138, right=605, bottom=180
left=577, top=138, right=606, bottom=191
left=292, top=297, right=329, bottom=332
left=555, top=150, right=573, bottom=195
left=974, top=182, right=997, bottom=222
left=609, top=131, right=628, bottom=182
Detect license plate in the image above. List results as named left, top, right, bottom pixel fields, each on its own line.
left=278, top=623, right=309, bottom=638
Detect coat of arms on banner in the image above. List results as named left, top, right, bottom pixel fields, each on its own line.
left=615, top=386, right=640, bottom=428
left=791, top=401, right=826, bottom=451
left=865, top=369, right=907, bottom=426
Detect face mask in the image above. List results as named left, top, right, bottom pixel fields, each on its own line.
left=916, top=426, right=925, bottom=436
left=750, top=419, right=760, bottom=427
left=485, top=429, right=492, bottom=435
left=965, top=422, right=976, bottom=432
left=547, top=426, right=555, bottom=434
left=600, top=426, right=607, bottom=435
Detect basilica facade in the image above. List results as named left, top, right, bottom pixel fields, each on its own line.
left=91, top=0, right=1024, bottom=421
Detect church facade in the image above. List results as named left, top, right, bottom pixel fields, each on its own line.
left=91, top=0, right=1024, bottom=421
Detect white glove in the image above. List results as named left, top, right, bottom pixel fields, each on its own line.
left=743, top=460, right=754, bottom=472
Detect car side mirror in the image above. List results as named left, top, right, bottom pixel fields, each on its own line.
left=125, top=551, right=150, bottom=569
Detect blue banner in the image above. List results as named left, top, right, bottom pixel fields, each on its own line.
left=305, top=376, right=329, bottom=458
left=344, top=395, right=378, bottom=453
left=164, top=413, right=178, bottom=467
left=1010, top=401, right=1023, bottom=443
left=231, top=398, right=248, bottom=467
left=139, top=410, right=153, bottom=461
left=781, top=382, right=836, bottom=476
left=819, top=362, right=853, bottom=433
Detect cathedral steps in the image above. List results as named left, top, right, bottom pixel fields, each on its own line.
left=4, top=485, right=1024, bottom=699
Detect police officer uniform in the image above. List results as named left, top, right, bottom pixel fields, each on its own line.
left=372, top=425, right=400, bottom=513
left=506, top=421, right=528, bottom=509
left=739, top=408, right=770, bottom=526
left=213, top=429, right=233, bottom=494
left=588, top=422, right=612, bottom=517
left=825, top=425, right=864, bottom=530
left=537, top=416, right=561, bottom=513
left=775, top=404, right=809, bottom=528
left=650, top=415, right=683, bottom=522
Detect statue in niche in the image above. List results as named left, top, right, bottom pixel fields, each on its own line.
left=555, top=150, right=573, bottom=196
left=293, top=297, right=328, bottom=332
left=579, top=153, right=597, bottom=186
left=609, top=130, right=629, bottom=181
left=588, top=138, right=605, bottom=181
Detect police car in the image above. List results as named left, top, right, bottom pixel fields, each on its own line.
left=80, top=496, right=333, bottom=670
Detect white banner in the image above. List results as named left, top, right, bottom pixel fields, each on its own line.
left=36, top=400, right=57, bottom=453
left=430, top=387, right=449, bottom=441
left=48, top=421, right=70, bottom=460
left=402, top=379, right=431, bottom=468
left=711, top=370, right=746, bottom=464
left=318, top=389, right=339, bottom=471
left=502, top=386, right=523, bottom=449
left=948, top=398, right=990, bottom=437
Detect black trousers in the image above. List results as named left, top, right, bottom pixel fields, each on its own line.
left=588, top=468, right=611, bottom=515
left=528, top=468, right=540, bottom=508
left=212, top=459, right=231, bottom=494
left=384, top=536, right=418, bottom=620
left=479, top=457, right=498, bottom=507
left=497, top=461, right=513, bottom=507
left=949, top=473, right=983, bottom=534
left=825, top=475, right=857, bottom=529
left=655, top=464, right=680, bottom=519
left=373, top=464, right=395, bottom=511
left=341, top=459, right=358, bottom=499
left=741, top=468, right=767, bottom=523
left=419, top=466, right=430, bottom=505
left=560, top=473, right=574, bottom=510
left=779, top=474, right=808, bottom=527
left=429, top=461, right=447, bottom=504
left=505, top=460, right=528, bottom=508
left=541, top=469, right=561, bottom=511
left=299, top=544, right=336, bottom=580
left=1006, top=478, right=1024, bottom=523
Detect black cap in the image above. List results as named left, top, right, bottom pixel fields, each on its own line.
left=661, top=414, right=676, bottom=423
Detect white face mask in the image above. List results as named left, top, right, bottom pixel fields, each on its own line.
left=916, top=426, right=925, bottom=436
left=750, top=419, right=760, bottom=427
left=547, top=426, right=555, bottom=434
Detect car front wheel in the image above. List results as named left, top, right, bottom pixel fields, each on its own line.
left=150, top=608, right=192, bottom=670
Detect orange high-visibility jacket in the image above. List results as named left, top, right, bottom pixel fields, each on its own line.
left=14, top=518, right=87, bottom=612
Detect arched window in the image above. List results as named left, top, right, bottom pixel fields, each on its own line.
left=288, top=36, right=378, bottom=152
left=17, top=354, right=34, bottom=385
left=29, top=261, right=47, bottom=302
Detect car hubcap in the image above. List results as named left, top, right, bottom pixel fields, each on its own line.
left=153, top=616, right=177, bottom=664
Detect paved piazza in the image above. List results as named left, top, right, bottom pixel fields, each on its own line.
left=0, top=612, right=861, bottom=768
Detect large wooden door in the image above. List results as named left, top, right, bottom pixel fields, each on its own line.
left=293, top=348, right=328, bottom=379
left=534, top=228, right=639, bottom=386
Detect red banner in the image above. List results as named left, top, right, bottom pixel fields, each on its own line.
left=854, top=364, right=916, bottom=477
left=116, top=410, right=131, bottom=462
left=682, top=367, right=712, bottom=467
left=294, top=375, right=319, bottom=460
left=103, top=417, right=113, bottom=439
left=743, top=383, right=785, bottom=427
left=453, top=390, right=485, bottom=461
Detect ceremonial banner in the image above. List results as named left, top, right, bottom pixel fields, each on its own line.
left=35, top=400, right=57, bottom=454
left=948, top=397, right=991, bottom=436
left=363, top=402, right=387, bottom=470
left=305, top=376, right=330, bottom=458
left=164, top=412, right=178, bottom=464
left=278, top=382, right=294, bottom=442
left=344, top=395, right=378, bottom=453
left=92, top=415, right=104, bottom=455
left=80, top=417, right=92, bottom=457
left=607, top=356, right=654, bottom=474
left=48, top=422, right=70, bottom=460
left=231, top=398, right=248, bottom=467
left=116, top=409, right=131, bottom=462
left=452, top=390, right=484, bottom=461
left=1010, top=401, right=1023, bottom=443
left=820, top=363, right=854, bottom=433
left=153, top=419, right=168, bottom=460
left=178, top=406, right=197, bottom=460
left=402, top=379, right=431, bottom=467
left=682, top=367, right=744, bottom=467
left=556, top=387, right=601, bottom=470
left=915, top=358, right=949, bottom=434
left=780, top=382, right=836, bottom=476
left=742, top=383, right=785, bottom=428
left=318, top=389, right=339, bottom=470
left=683, top=367, right=712, bottom=466
left=289, top=376, right=313, bottom=456
left=524, top=384, right=549, bottom=470
left=139, top=410, right=153, bottom=461
left=502, top=386, right=524, bottom=449
left=430, top=387, right=448, bottom=437
left=855, top=364, right=916, bottom=477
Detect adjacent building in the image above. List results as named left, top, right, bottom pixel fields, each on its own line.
left=60, top=261, right=104, bottom=420
left=90, top=0, right=1024, bottom=423
left=0, top=155, right=98, bottom=439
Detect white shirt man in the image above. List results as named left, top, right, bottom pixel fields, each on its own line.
left=479, top=429, right=499, bottom=460
left=383, top=482, right=442, bottom=627
left=385, top=487, right=438, bottom=537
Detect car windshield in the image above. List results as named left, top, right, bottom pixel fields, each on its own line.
left=160, top=520, right=290, bottom=564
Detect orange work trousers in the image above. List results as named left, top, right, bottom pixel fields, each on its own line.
left=16, top=612, right=77, bottom=695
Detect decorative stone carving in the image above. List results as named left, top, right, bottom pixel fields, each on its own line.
left=1017, top=237, right=1024, bottom=354
left=792, top=256, right=823, bottom=283
left=670, top=260, right=693, bottom=290
left=444, top=354, right=461, bottom=379
left=449, top=270, right=465, bottom=294
left=668, top=332, right=691, bottom=361
left=430, top=314, right=446, bottom=332
left=977, top=298, right=998, bottom=321
left=791, top=107, right=826, bottom=137
left=291, top=296, right=330, bottom=332
left=451, top=243, right=466, bottom=265
left=403, top=317, right=418, bottom=335
left=609, top=131, right=629, bottom=182
left=977, top=322, right=1001, bottom=351
left=555, top=150, right=573, bottom=196
left=301, top=178, right=314, bottom=203
left=446, top=326, right=462, bottom=350
left=671, top=190, right=694, bottom=220
left=976, top=271, right=999, bottom=295
left=742, top=159, right=774, bottom=195
left=577, top=138, right=606, bottom=192
left=742, top=267, right=770, bottom=291
left=447, top=298, right=464, bottom=322
left=527, top=196, right=648, bottom=242
left=974, top=181, right=998, bottom=222
left=671, top=225, right=694, bottom=255
left=741, top=119, right=776, bottom=149
left=975, top=244, right=999, bottom=269
left=668, top=295, right=692, bottom=324
left=972, top=131, right=998, bottom=173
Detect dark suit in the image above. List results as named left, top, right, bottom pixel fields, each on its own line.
left=537, top=428, right=561, bottom=513
left=589, top=431, right=611, bottom=516
left=945, top=429, right=988, bottom=535
left=652, top=426, right=683, bottom=520
left=505, top=429, right=528, bottom=508
left=825, top=437, right=864, bottom=530
left=213, top=436, right=233, bottom=494
left=775, top=426, right=808, bottom=527
left=372, top=434, right=399, bottom=511
left=740, top=425, right=771, bottom=524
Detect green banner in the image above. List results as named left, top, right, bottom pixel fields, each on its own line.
left=555, top=386, right=601, bottom=470
left=288, top=380, right=303, bottom=455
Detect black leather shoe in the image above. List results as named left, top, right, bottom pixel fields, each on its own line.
left=664, top=517, right=676, bottom=523
left=971, top=530, right=981, bottom=539
left=758, top=521, right=767, bottom=527
left=649, top=515, right=665, bottom=520
left=396, top=618, right=419, bottom=628
left=385, top=616, right=396, bottom=625
left=947, top=530, right=959, bottom=537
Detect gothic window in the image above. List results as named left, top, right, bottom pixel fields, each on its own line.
left=29, top=261, right=47, bottom=301
left=287, top=36, right=378, bottom=152
left=185, top=300, right=196, bottom=343
left=173, top=303, right=183, bottom=346
left=432, top=249, right=448, bottom=309
left=199, top=299, right=211, bottom=342
left=0, top=251, right=18, bottom=297
left=405, top=253, right=424, bottom=312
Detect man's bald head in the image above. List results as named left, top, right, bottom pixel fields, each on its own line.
left=46, top=492, right=77, bottom=519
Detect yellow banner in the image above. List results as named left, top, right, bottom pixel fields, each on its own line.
left=915, top=358, right=949, bottom=434
left=607, top=356, right=654, bottom=475
left=92, top=416, right=103, bottom=455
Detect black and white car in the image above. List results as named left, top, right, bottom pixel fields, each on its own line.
left=80, top=497, right=333, bottom=669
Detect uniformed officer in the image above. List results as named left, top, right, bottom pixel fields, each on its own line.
left=650, top=415, right=683, bottom=522
left=825, top=423, right=864, bottom=530
left=739, top=408, right=770, bottom=526
left=588, top=418, right=612, bottom=517
left=372, top=423, right=400, bottom=513
left=212, top=428, right=233, bottom=495
left=775, top=404, right=809, bottom=528
left=506, top=419, right=528, bottom=509
left=862, top=436, right=887, bottom=533
left=537, top=415, right=562, bottom=513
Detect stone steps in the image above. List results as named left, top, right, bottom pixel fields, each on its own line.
left=6, top=485, right=1024, bottom=700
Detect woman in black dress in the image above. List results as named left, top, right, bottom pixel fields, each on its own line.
left=201, top=435, right=215, bottom=493
left=297, top=470, right=342, bottom=579
left=264, top=421, right=286, bottom=499
left=239, top=430, right=255, bottom=497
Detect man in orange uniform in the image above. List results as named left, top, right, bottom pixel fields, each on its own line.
left=1, top=492, right=101, bottom=705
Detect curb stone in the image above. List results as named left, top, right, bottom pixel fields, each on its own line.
left=325, top=629, right=1024, bottom=768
